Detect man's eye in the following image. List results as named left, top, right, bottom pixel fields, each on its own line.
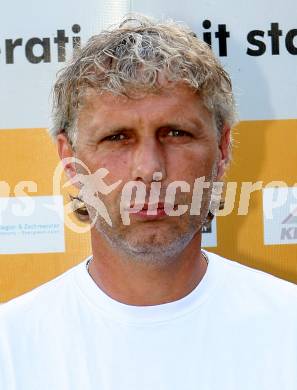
left=168, top=129, right=189, bottom=137
left=104, top=133, right=126, bottom=142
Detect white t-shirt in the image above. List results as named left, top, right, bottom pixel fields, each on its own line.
left=1, top=251, right=297, bottom=390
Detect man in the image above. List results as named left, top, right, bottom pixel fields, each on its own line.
left=1, top=14, right=297, bottom=390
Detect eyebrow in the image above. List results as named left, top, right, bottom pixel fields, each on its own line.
left=157, top=121, right=202, bottom=131
left=88, top=110, right=209, bottom=139
left=158, top=118, right=208, bottom=134
left=98, top=118, right=205, bottom=134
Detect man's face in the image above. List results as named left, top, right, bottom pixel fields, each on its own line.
left=60, top=83, right=229, bottom=261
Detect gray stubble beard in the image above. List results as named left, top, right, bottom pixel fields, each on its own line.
left=87, top=163, right=218, bottom=265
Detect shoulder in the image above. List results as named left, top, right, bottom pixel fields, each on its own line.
left=207, top=250, right=297, bottom=316
left=0, top=259, right=87, bottom=327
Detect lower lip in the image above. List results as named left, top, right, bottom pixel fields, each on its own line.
left=134, top=208, right=167, bottom=219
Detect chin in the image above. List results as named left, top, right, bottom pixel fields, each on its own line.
left=110, top=228, right=197, bottom=264
left=93, top=212, right=202, bottom=262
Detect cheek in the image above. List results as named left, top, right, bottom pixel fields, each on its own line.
left=102, top=151, right=131, bottom=181
left=166, top=144, right=218, bottom=182
left=78, top=149, right=132, bottom=186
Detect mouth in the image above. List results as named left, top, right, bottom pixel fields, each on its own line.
left=131, top=202, right=178, bottom=219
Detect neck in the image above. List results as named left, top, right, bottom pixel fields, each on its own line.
left=88, top=230, right=208, bottom=306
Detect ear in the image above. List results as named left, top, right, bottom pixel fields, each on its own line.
left=216, top=125, right=231, bottom=180
left=56, top=133, right=77, bottom=182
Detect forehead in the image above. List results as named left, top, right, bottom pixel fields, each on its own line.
left=77, top=83, right=214, bottom=130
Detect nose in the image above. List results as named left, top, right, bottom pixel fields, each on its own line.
left=131, top=137, right=167, bottom=184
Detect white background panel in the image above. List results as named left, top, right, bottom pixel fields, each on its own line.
left=0, top=0, right=296, bottom=129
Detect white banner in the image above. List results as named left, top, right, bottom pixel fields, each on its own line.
left=0, top=196, right=65, bottom=254
left=0, top=0, right=296, bottom=129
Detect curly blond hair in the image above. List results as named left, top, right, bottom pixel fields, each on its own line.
left=50, top=14, right=236, bottom=146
